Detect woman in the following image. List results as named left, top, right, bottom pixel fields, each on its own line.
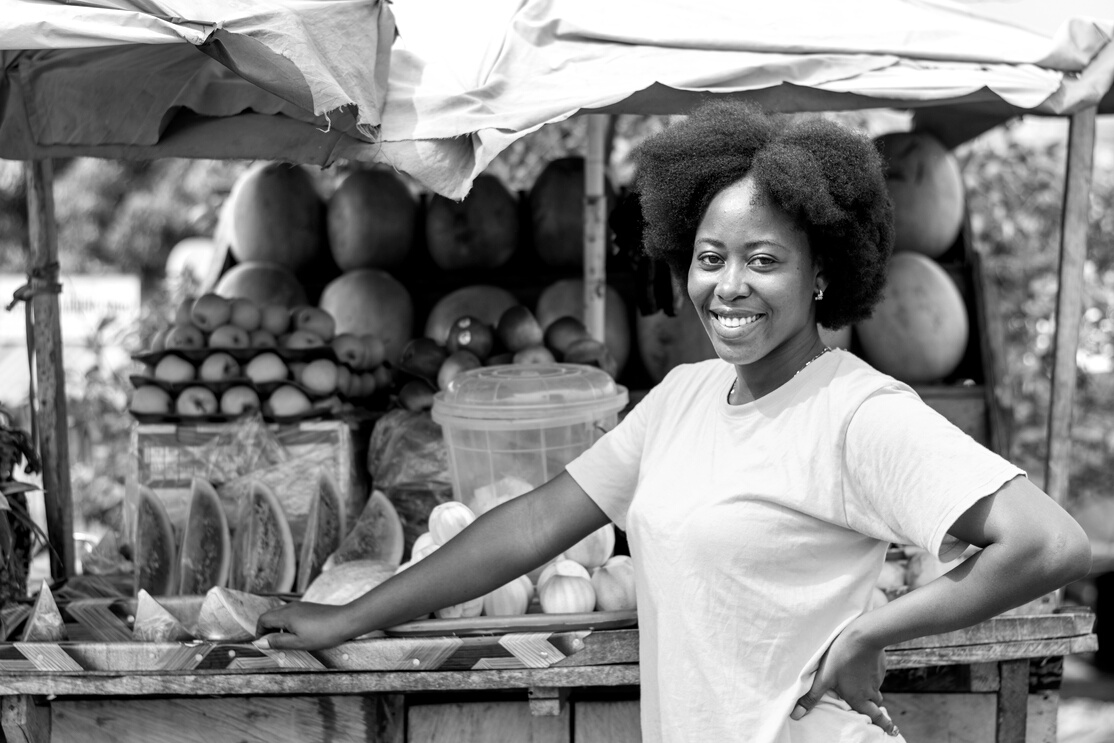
left=257, top=102, right=1091, bottom=742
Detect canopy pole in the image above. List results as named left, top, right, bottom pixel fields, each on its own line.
left=583, top=114, right=611, bottom=343
left=1043, top=107, right=1096, bottom=507
left=24, top=159, right=75, bottom=581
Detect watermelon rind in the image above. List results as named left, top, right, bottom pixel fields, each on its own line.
left=178, top=478, right=232, bottom=596
left=296, top=469, right=348, bottom=594
left=233, top=481, right=296, bottom=594
left=21, top=582, right=66, bottom=642
left=323, top=489, right=404, bottom=571
left=132, top=589, right=193, bottom=642
left=302, top=559, right=395, bottom=605
left=195, top=586, right=285, bottom=642
left=136, top=486, right=178, bottom=596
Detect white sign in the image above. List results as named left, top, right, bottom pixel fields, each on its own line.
left=0, top=274, right=141, bottom=345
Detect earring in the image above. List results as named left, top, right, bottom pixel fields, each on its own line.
left=814, top=288, right=824, bottom=301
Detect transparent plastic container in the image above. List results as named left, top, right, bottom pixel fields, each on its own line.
left=431, top=364, right=628, bottom=514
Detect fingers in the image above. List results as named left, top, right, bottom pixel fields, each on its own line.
left=252, top=631, right=304, bottom=651
left=791, top=687, right=825, bottom=721
left=255, top=606, right=289, bottom=637
left=854, top=699, right=899, bottom=737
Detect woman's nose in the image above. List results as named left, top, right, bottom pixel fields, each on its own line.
left=715, top=263, right=751, bottom=301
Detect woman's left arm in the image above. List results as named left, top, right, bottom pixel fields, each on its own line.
left=794, top=475, right=1091, bottom=729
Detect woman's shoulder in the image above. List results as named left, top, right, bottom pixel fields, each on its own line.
left=821, top=349, right=918, bottom=406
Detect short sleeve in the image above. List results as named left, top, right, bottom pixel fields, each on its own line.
left=564, top=378, right=662, bottom=531
left=842, top=386, right=1026, bottom=561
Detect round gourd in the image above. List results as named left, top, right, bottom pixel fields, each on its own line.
left=854, top=252, right=969, bottom=384
left=428, top=501, right=477, bottom=546
left=426, top=174, right=518, bottom=270
left=564, top=524, right=615, bottom=570
left=327, top=169, right=417, bottom=271
left=537, top=558, right=591, bottom=590
left=591, top=556, right=637, bottom=612
left=215, top=261, right=308, bottom=309
left=482, top=574, right=533, bottom=617
left=318, top=269, right=414, bottom=364
left=535, top=279, right=631, bottom=375
left=529, top=157, right=614, bottom=267
left=875, top=131, right=965, bottom=258
left=539, top=574, right=596, bottom=614
left=221, top=162, right=325, bottom=271
left=635, top=300, right=717, bottom=383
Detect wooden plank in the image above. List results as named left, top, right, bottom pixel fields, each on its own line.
left=888, top=634, right=1097, bottom=668
left=0, top=664, right=643, bottom=697
left=24, top=159, right=74, bottom=580
left=527, top=686, right=568, bottom=717
left=49, top=695, right=383, bottom=743
left=575, top=701, right=641, bottom=743
left=1025, top=691, right=1058, bottom=743
left=408, top=701, right=569, bottom=743
left=884, top=692, right=996, bottom=743
left=1044, top=106, right=1097, bottom=506
left=1, top=695, right=51, bottom=743
left=996, top=659, right=1029, bottom=743
left=881, top=662, right=999, bottom=693
left=889, top=611, right=1094, bottom=650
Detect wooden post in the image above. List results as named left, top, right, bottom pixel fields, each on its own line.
left=24, top=160, right=75, bottom=581
left=2, top=695, right=51, bottom=743
left=583, top=115, right=611, bottom=343
left=1043, top=107, right=1096, bottom=506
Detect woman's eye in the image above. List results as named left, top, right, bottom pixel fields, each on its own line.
left=697, top=253, right=724, bottom=267
left=749, top=255, right=776, bottom=268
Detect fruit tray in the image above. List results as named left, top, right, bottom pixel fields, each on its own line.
left=133, top=345, right=338, bottom=367
left=383, top=609, right=638, bottom=637
left=128, top=375, right=335, bottom=401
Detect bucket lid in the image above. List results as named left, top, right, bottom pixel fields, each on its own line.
left=431, top=363, right=628, bottom=427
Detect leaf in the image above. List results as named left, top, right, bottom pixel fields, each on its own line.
left=0, top=492, right=7, bottom=511
left=0, top=481, right=39, bottom=497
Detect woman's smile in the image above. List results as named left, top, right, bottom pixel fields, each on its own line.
left=710, top=311, right=765, bottom=335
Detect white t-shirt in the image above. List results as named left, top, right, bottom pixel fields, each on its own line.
left=565, top=350, right=1024, bottom=743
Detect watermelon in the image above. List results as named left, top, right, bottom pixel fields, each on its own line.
left=528, top=157, right=615, bottom=267
left=424, top=285, right=519, bottom=345
left=21, top=582, right=66, bottom=642
left=536, top=279, right=632, bottom=375
left=318, top=269, right=414, bottom=365
left=426, top=174, right=518, bottom=271
left=875, top=132, right=965, bottom=258
left=232, top=481, right=297, bottom=594
left=296, top=470, right=349, bottom=594
left=854, top=252, right=969, bottom=384
left=135, top=486, right=177, bottom=596
left=221, top=162, right=325, bottom=272
left=327, top=169, right=417, bottom=271
left=214, top=261, right=309, bottom=309
left=132, top=589, right=193, bottom=642
left=177, top=478, right=232, bottom=596
left=323, top=490, right=404, bottom=571
left=301, top=560, right=396, bottom=605
left=195, top=586, right=285, bottom=642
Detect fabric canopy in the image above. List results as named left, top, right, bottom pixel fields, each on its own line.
left=0, top=0, right=394, bottom=164
left=372, top=0, right=1114, bottom=199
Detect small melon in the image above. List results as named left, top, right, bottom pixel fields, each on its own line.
left=132, top=589, right=193, bottom=642
left=232, top=481, right=296, bottom=594
left=323, top=490, right=404, bottom=570
left=195, top=586, right=285, bottom=642
left=135, top=486, right=178, bottom=596
left=296, top=470, right=349, bottom=594
left=22, top=582, right=66, bottom=642
left=178, top=478, right=232, bottom=595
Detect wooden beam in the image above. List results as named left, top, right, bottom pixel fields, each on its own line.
left=24, top=159, right=74, bottom=580
left=583, top=114, right=611, bottom=343
left=995, top=660, right=1029, bottom=743
left=1044, top=107, right=1097, bottom=506
left=1, top=694, right=51, bottom=743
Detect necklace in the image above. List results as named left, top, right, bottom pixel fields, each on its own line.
left=728, top=347, right=832, bottom=402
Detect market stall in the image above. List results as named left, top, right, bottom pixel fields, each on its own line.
left=1, top=1, right=1112, bottom=741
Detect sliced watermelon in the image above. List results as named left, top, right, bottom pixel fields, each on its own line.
left=323, top=489, right=404, bottom=571
left=132, top=589, right=193, bottom=642
left=301, top=560, right=395, bottom=605
left=135, top=486, right=177, bottom=596
left=296, top=469, right=348, bottom=594
left=178, top=478, right=232, bottom=595
left=195, top=586, right=285, bottom=642
left=22, top=582, right=66, bottom=642
left=232, top=481, right=296, bottom=594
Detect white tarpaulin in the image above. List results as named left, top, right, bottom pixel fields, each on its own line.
left=0, top=0, right=394, bottom=163
left=373, top=0, right=1114, bottom=199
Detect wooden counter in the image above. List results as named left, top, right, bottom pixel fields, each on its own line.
left=0, top=610, right=1097, bottom=743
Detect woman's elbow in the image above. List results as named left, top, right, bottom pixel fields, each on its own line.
left=1045, top=520, right=1092, bottom=586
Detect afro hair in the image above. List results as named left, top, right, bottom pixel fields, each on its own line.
left=631, top=101, right=894, bottom=329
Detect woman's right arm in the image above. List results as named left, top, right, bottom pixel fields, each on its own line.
left=256, top=470, right=610, bottom=650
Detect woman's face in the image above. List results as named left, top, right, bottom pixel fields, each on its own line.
left=687, top=175, right=822, bottom=370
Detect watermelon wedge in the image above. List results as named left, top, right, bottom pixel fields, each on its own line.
left=195, top=586, right=285, bottom=642
left=136, top=486, right=177, bottom=596
left=232, top=481, right=296, bottom=594
left=22, top=582, right=66, bottom=642
left=178, top=478, right=232, bottom=595
left=296, top=469, right=348, bottom=594
left=132, top=589, right=193, bottom=642
left=323, top=489, right=404, bottom=571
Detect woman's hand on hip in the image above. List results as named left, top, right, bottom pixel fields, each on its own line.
left=791, top=623, right=900, bottom=737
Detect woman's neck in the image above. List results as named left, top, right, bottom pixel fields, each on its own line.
left=729, top=334, right=829, bottom=405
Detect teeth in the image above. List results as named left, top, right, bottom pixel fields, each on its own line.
left=714, top=313, right=761, bottom=328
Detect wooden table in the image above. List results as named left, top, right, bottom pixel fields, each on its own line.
left=0, top=611, right=1097, bottom=743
